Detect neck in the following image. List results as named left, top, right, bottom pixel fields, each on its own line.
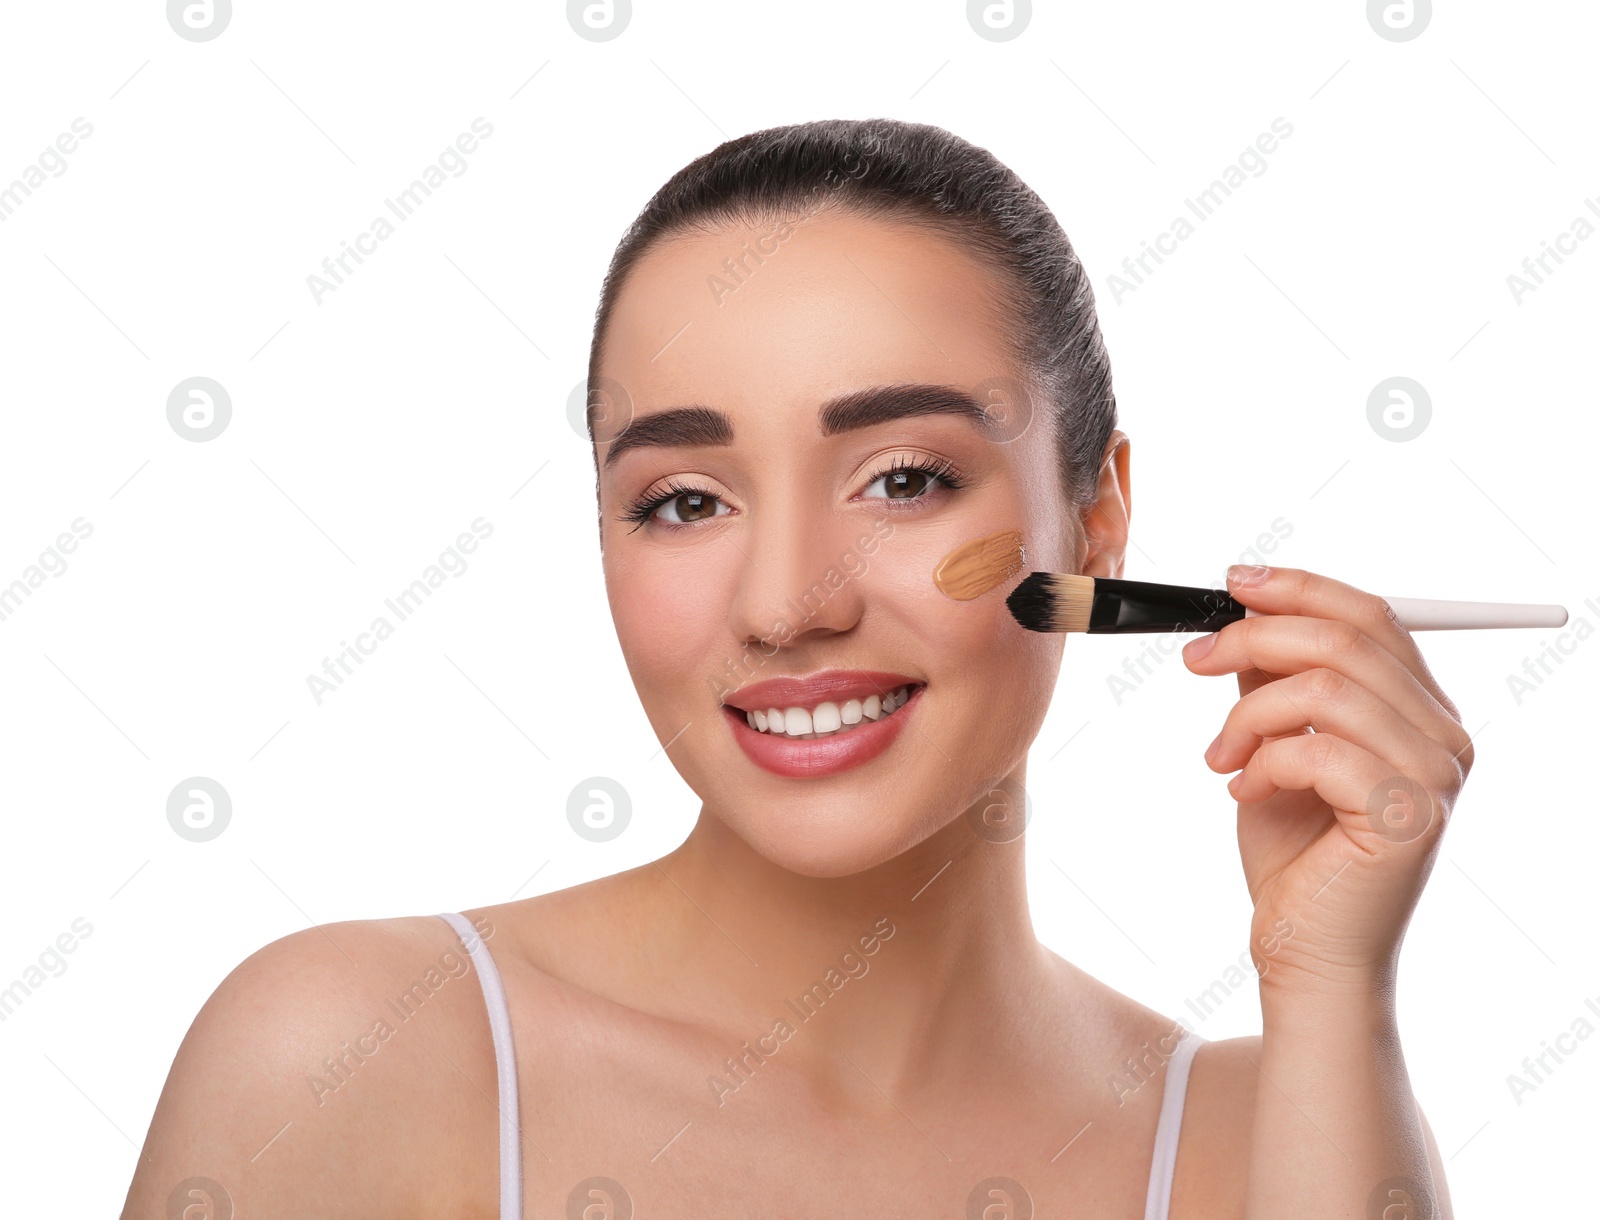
left=644, top=772, right=1056, bottom=1102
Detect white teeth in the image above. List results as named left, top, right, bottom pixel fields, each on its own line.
left=740, top=686, right=916, bottom=737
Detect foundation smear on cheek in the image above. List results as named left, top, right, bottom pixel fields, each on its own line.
left=932, top=529, right=1026, bottom=600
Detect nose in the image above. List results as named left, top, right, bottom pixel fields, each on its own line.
left=727, top=501, right=868, bottom=649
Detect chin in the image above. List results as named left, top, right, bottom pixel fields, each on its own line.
left=665, top=660, right=1055, bottom=877
left=719, top=799, right=941, bottom=879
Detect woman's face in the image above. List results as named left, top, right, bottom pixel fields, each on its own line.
left=595, top=208, right=1084, bottom=877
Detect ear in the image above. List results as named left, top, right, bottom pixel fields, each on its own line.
left=1079, top=430, right=1131, bottom=578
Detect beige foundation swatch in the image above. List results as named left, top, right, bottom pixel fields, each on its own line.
left=932, top=529, right=1026, bottom=600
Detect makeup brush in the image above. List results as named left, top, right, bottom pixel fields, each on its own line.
left=1006, top=572, right=1570, bottom=634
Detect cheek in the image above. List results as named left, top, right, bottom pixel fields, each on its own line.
left=604, top=544, right=731, bottom=706
left=927, top=580, right=1059, bottom=715
left=867, top=523, right=1061, bottom=710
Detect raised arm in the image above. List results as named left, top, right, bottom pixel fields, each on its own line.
left=1183, top=564, right=1471, bottom=1218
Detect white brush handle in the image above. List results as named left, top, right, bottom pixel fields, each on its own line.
left=1244, top=598, right=1568, bottom=630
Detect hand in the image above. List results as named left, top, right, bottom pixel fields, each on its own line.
left=1181, top=565, right=1475, bottom=1003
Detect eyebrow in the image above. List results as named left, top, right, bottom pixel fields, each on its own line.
left=598, top=383, right=998, bottom=470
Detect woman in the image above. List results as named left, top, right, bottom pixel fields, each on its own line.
left=123, top=118, right=1464, bottom=1218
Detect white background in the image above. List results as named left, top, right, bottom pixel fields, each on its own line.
left=1, top=1, right=1594, bottom=1214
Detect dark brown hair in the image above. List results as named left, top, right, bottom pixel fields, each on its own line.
left=586, top=117, right=1117, bottom=516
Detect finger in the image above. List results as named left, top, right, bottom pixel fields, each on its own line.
left=1207, top=667, right=1463, bottom=795
left=1222, top=565, right=1467, bottom=730
left=1234, top=668, right=1314, bottom=751
left=1235, top=666, right=1285, bottom=699
left=1184, top=612, right=1473, bottom=762
left=1228, top=732, right=1448, bottom=847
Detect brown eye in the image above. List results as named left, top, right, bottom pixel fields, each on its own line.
left=670, top=492, right=718, bottom=521
left=884, top=469, right=929, bottom=499
left=643, top=487, right=730, bottom=525
left=863, top=459, right=962, bottom=502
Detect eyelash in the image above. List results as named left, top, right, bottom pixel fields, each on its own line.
left=616, top=455, right=969, bottom=532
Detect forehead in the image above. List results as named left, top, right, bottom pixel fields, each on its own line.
left=598, top=209, right=1020, bottom=434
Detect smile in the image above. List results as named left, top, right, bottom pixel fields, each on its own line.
left=721, top=671, right=926, bottom=779
left=740, top=684, right=916, bottom=738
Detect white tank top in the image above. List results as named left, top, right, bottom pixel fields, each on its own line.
left=436, top=911, right=1204, bottom=1220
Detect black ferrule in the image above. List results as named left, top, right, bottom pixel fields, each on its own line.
left=1087, top=577, right=1245, bottom=634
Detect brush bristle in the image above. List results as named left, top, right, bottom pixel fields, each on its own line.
left=1006, top=572, right=1096, bottom=633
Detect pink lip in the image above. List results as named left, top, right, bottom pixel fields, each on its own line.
left=722, top=683, right=923, bottom=779
left=722, top=669, right=922, bottom=713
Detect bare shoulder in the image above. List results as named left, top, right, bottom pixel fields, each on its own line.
left=1166, top=1033, right=1259, bottom=1217
left=1166, top=1034, right=1454, bottom=1219
left=120, top=914, right=501, bottom=1220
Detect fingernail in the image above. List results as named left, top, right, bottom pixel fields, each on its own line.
left=1204, top=732, right=1222, bottom=763
left=1228, top=564, right=1272, bottom=587
left=1227, top=772, right=1244, bottom=797
left=1184, top=631, right=1218, bottom=661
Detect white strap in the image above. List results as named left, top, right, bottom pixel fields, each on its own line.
left=437, top=911, right=522, bottom=1220
left=1143, top=1028, right=1204, bottom=1220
